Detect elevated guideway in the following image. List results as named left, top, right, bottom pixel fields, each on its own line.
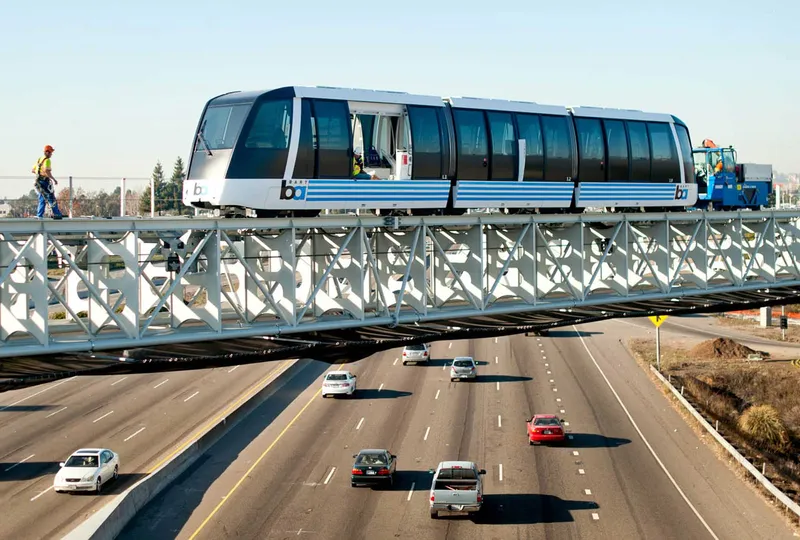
left=2, top=209, right=800, bottom=387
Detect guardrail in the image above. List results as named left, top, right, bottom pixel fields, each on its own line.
left=650, top=365, right=800, bottom=520
left=61, top=358, right=304, bottom=540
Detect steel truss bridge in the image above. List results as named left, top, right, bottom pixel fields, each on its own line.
left=2, top=210, right=800, bottom=389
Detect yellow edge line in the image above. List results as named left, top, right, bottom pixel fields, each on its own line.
left=147, top=360, right=293, bottom=475
left=188, top=362, right=344, bottom=540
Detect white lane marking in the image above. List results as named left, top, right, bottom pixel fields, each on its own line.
left=92, top=411, right=114, bottom=423
left=561, top=409, right=566, bottom=414
left=545, top=363, right=549, bottom=367
left=573, top=451, right=580, bottom=456
left=499, top=463, right=503, bottom=481
left=578, top=469, right=585, bottom=475
left=46, top=406, right=67, bottom=418
left=574, top=325, right=720, bottom=540
left=498, top=415, right=502, bottom=428
left=543, top=356, right=547, bottom=359
left=378, top=383, right=384, bottom=392
left=496, top=382, right=500, bottom=391
left=5, top=454, right=35, bottom=472
left=0, top=376, right=76, bottom=411
left=539, top=343, right=543, bottom=347
left=393, top=358, right=398, bottom=366
left=442, top=362, right=447, bottom=371
left=324, top=467, right=336, bottom=485
left=111, top=376, right=128, bottom=386
left=424, top=426, right=431, bottom=441
left=449, top=342, right=452, bottom=349
left=407, top=482, right=415, bottom=501
left=564, top=421, right=570, bottom=426
left=547, top=370, right=552, bottom=375
left=550, top=379, right=555, bottom=383
left=228, top=365, right=240, bottom=373
left=585, top=488, right=592, bottom=495
left=30, top=486, right=53, bottom=501
left=553, top=388, right=558, bottom=392
left=495, top=355, right=498, bottom=363
left=557, top=398, right=562, bottom=402
left=592, top=513, right=600, bottom=520
left=537, top=338, right=541, bottom=341
left=356, top=417, right=364, bottom=430
left=435, top=389, right=440, bottom=400
left=184, top=391, right=199, bottom=402
left=494, top=337, right=498, bottom=343
left=124, top=427, right=146, bottom=442
left=153, top=379, right=169, bottom=389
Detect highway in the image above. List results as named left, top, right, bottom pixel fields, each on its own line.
left=121, top=322, right=796, bottom=540
left=0, top=359, right=298, bottom=540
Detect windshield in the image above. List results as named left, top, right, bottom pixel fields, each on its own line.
left=453, top=360, right=473, bottom=367
left=65, top=455, right=98, bottom=467
left=534, top=417, right=560, bottom=426
left=437, top=468, right=477, bottom=480
left=326, top=373, right=348, bottom=381
left=356, top=453, right=387, bottom=465
left=196, top=104, right=251, bottom=151
left=406, top=344, right=426, bottom=351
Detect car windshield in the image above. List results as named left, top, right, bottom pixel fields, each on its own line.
left=326, top=374, right=347, bottom=381
left=453, top=360, right=473, bottom=367
left=406, top=344, right=425, bottom=351
left=534, top=418, right=560, bottom=426
left=65, top=455, right=98, bottom=467
left=437, top=468, right=477, bottom=480
left=356, top=453, right=387, bottom=466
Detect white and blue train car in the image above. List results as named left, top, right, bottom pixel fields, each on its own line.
left=182, top=85, right=698, bottom=218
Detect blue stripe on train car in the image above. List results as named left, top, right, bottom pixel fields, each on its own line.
left=576, top=182, right=692, bottom=205
left=304, top=179, right=451, bottom=203
left=454, top=181, right=575, bottom=202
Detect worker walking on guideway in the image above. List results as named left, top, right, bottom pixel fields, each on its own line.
left=31, top=145, right=63, bottom=219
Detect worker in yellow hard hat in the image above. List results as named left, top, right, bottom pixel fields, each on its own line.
left=31, top=145, right=63, bottom=219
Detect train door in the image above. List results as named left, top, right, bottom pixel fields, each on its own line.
left=452, top=108, right=489, bottom=181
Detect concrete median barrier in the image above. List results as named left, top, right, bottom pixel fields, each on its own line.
left=62, top=358, right=310, bottom=540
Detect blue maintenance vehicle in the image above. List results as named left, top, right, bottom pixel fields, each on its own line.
left=692, top=139, right=773, bottom=211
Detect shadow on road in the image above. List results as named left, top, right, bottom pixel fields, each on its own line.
left=391, top=469, right=434, bottom=492
left=116, top=359, right=329, bottom=540
left=471, top=375, right=532, bottom=384
left=0, top=405, right=58, bottom=412
left=564, top=433, right=631, bottom=448
left=0, top=461, right=61, bottom=482
left=414, top=359, right=490, bottom=367
left=473, top=493, right=599, bottom=524
left=544, top=329, right=603, bottom=339
left=350, top=389, right=412, bottom=400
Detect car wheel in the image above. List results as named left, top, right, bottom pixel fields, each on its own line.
left=529, top=439, right=534, bottom=445
left=351, top=482, right=357, bottom=487
left=96, top=477, right=102, bottom=493
left=430, top=510, right=438, bottom=519
left=113, top=465, right=119, bottom=481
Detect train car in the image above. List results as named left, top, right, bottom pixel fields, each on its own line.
left=182, top=86, right=698, bottom=218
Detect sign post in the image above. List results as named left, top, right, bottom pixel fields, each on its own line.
left=648, top=315, right=669, bottom=371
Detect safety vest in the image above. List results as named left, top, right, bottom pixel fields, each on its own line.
left=353, top=156, right=364, bottom=177
left=35, top=156, right=51, bottom=178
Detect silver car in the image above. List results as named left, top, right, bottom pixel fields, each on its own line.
left=450, top=357, right=477, bottom=381
left=402, top=343, right=430, bottom=364
left=322, top=370, right=357, bottom=397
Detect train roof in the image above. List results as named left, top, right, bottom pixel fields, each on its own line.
left=207, top=86, right=680, bottom=122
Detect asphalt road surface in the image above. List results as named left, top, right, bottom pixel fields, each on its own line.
left=120, top=322, right=796, bottom=540
left=0, top=359, right=295, bottom=540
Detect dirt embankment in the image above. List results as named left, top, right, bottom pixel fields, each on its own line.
left=629, top=336, right=800, bottom=509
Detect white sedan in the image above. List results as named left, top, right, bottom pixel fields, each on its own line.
left=54, top=448, right=120, bottom=493
left=322, top=370, right=357, bottom=397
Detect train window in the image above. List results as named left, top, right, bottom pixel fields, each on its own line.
left=575, top=118, right=605, bottom=182
left=674, top=124, right=694, bottom=183
left=515, top=113, right=544, bottom=180
left=452, top=109, right=489, bottom=181
left=648, top=122, right=681, bottom=182
left=198, top=104, right=250, bottom=151
left=407, top=106, right=442, bottom=179
left=487, top=112, right=516, bottom=181
left=311, top=99, right=351, bottom=178
left=293, top=99, right=315, bottom=178
left=541, top=115, right=573, bottom=181
left=627, top=121, right=651, bottom=181
left=228, top=99, right=292, bottom=179
left=603, top=120, right=629, bottom=181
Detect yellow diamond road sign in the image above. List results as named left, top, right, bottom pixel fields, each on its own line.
left=649, top=315, right=668, bottom=328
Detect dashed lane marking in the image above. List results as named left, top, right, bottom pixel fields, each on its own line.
left=592, top=513, right=600, bottom=521
left=585, top=488, right=592, bottom=495
left=574, top=325, right=720, bottom=540
left=184, top=391, right=199, bottom=402
left=499, top=463, right=503, bottom=481
left=407, top=482, right=416, bottom=501
left=356, top=417, right=364, bottom=430
left=435, top=389, right=440, bottom=400
left=579, top=469, right=585, bottom=475
left=5, top=454, right=35, bottom=472
left=153, top=379, right=169, bottom=389
left=378, top=383, right=384, bottom=392
left=0, top=376, right=76, bottom=412
left=424, top=426, right=431, bottom=441
left=45, top=406, right=67, bottom=418
left=92, top=411, right=114, bottom=423
left=324, top=467, right=336, bottom=485
left=111, top=376, right=128, bottom=386
left=228, top=365, right=240, bottom=373
left=124, top=427, right=146, bottom=442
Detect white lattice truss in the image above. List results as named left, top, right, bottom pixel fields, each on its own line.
left=1, top=211, right=799, bottom=358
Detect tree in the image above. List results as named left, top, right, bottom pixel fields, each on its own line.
left=140, top=161, right=166, bottom=215
left=168, top=156, right=187, bottom=214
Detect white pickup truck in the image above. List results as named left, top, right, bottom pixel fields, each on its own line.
left=428, top=460, right=486, bottom=519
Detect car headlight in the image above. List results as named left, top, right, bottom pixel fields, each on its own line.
left=82, top=472, right=95, bottom=481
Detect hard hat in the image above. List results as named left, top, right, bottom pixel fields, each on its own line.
left=44, top=145, right=55, bottom=153
left=353, top=147, right=362, bottom=155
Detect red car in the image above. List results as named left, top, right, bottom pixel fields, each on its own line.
left=526, top=414, right=566, bottom=445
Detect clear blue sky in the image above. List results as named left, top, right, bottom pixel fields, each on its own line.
left=1, top=0, right=797, bottom=197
